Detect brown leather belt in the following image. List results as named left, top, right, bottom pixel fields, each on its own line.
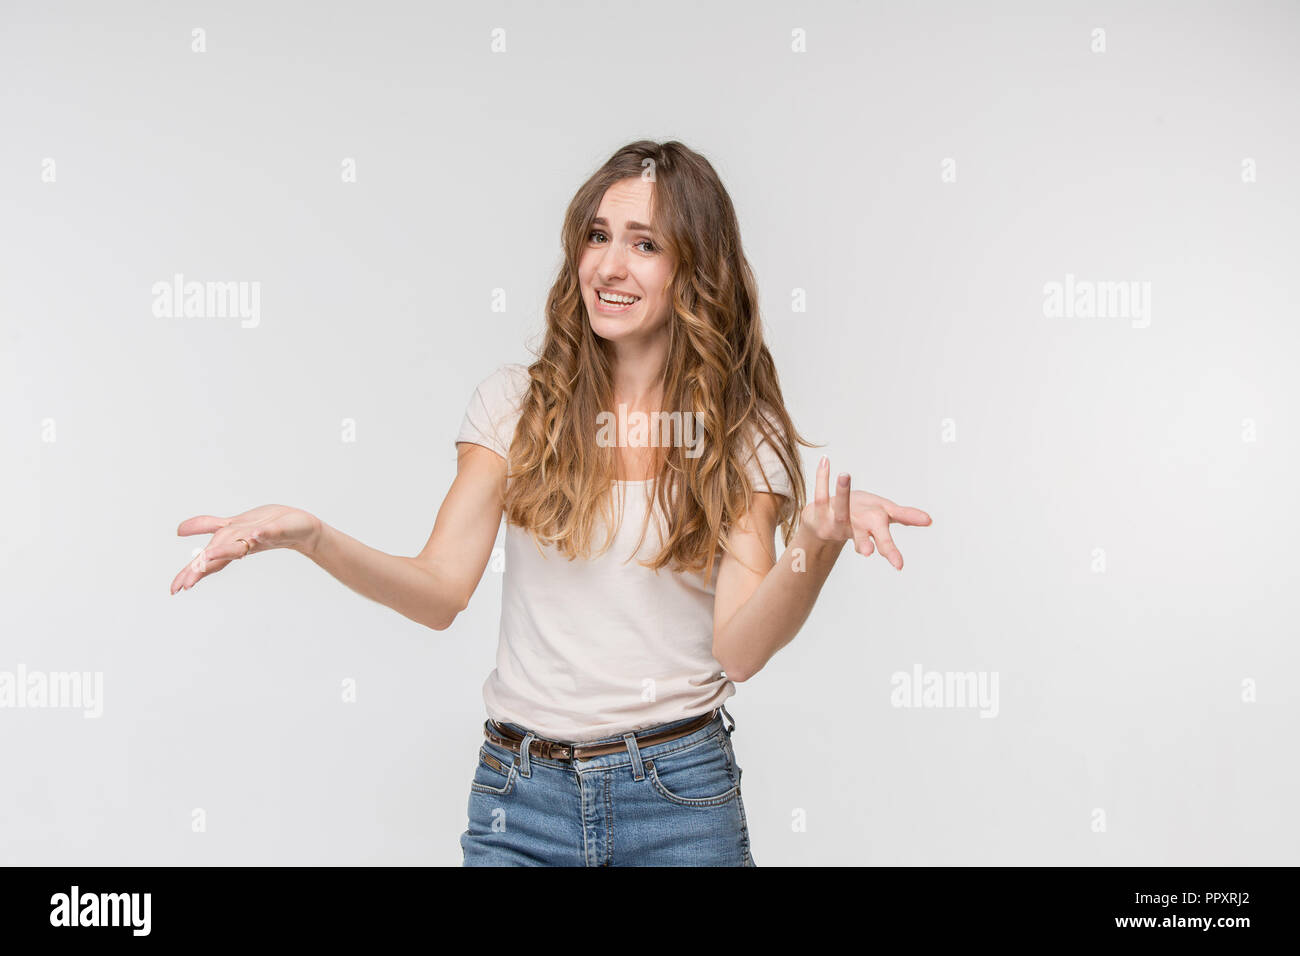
left=484, top=709, right=719, bottom=761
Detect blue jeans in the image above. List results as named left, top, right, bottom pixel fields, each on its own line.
left=460, top=706, right=755, bottom=866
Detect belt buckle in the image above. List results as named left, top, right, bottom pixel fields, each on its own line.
left=494, top=722, right=573, bottom=761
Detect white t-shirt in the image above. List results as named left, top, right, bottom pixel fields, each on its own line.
left=455, top=363, right=797, bottom=742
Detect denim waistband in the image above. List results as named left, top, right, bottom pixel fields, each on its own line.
left=486, top=705, right=737, bottom=775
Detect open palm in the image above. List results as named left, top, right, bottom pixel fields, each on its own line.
left=802, top=456, right=932, bottom=570
left=169, top=503, right=319, bottom=594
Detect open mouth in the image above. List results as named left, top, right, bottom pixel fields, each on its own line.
left=596, top=289, right=640, bottom=309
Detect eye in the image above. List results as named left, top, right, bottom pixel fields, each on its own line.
left=587, top=229, right=656, bottom=253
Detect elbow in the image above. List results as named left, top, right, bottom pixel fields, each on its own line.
left=426, top=580, right=473, bottom=632
left=724, top=652, right=762, bottom=683
left=720, top=656, right=752, bottom=684
left=429, top=594, right=470, bottom=632
left=715, top=638, right=751, bottom=683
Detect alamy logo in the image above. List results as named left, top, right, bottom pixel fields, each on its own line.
left=50, top=886, right=151, bottom=936
left=151, top=272, right=261, bottom=328
left=595, top=405, right=703, bottom=458
left=1042, top=273, right=1151, bottom=328
left=890, top=664, right=999, bottom=718
left=0, top=664, right=102, bottom=718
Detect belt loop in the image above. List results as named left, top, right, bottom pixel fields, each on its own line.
left=719, top=704, right=736, bottom=735
left=518, top=731, right=535, bottom=776
left=623, top=732, right=645, bottom=781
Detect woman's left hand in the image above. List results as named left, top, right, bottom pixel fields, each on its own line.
left=801, top=455, right=932, bottom=570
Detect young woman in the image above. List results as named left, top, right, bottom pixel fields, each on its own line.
left=168, top=140, right=932, bottom=866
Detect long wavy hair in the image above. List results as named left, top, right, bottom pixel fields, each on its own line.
left=503, top=140, right=817, bottom=581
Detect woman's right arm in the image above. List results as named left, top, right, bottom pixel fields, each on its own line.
left=170, top=441, right=508, bottom=632
left=308, top=441, right=507, bottom=630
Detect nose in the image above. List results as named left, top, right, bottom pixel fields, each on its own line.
left=596, top=240, right=627, bottom=281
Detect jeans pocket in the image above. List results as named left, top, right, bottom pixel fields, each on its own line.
left=645, top=734, right=739, bottom=807
left=470, top=743, right=517, bottom=796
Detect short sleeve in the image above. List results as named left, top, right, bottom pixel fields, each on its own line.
left=455, top=364, right=529, bottom=460
left=742, top=409, right=797, bottom=510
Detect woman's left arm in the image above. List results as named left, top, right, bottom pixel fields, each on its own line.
left=712, top=455, right=932, bottom=682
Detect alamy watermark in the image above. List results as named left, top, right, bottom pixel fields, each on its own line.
left=890, top=664, right=999, bottom=718
left=595, top=405, right=703, bottom=458
left=152, top=273, right=260, bottom=328
left=0, top=664, right=103, bottom=718
left=1043, top=273, right=1150, bottom=329
left=50, top=886, right=150, bottom=936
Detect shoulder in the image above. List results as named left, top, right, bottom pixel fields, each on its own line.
left=469, top=362, right=532, bottom=411
left=456, top=363, right=534, bottom=459
left=740, top=403, right=799, bottom=499
left=474, top=361, right=530, bottom=394
left=741, top=403, right=789, bottom=462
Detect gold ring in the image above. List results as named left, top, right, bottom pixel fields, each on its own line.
left=237, top=538, right=252, bottom=556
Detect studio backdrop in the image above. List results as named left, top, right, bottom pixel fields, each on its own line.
left=1, top=0, right=1296, bottom=865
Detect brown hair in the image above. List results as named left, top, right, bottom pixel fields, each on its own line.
left=504, top=140, right=817, bottom=581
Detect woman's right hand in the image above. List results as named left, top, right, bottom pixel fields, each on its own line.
left=170, top=504, right=321, bottom=595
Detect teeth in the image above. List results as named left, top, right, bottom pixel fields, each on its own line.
left=598, top=291, right=638, bottom=304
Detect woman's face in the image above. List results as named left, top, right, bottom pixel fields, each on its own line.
left=578, top=177, right=674, bottom=346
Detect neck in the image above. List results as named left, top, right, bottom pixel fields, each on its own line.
left=609, top=352, right=666, bottom=411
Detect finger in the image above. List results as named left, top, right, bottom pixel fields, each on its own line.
left=885, top=505, right=932, bottom=526
left=173, top=531, right=257, bottom=593
left=814, top=456, right=830, bottom=511
left=177, top=515, right=232, bottom=537
left=833, top=472, right=851, bottom=526
left=171, top=550, right=227, bottom=594
left=849, top=511, right=874, bottom=555
left=202, top=530, right=260, bottom=567
left=868, top=518, right=903, bottom=570
left=171, top=549, right=212, bottom=593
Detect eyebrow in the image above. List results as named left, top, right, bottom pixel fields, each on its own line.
left=591, top=217, right=654, bottom=232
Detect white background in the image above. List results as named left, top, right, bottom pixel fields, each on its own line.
left=1, top=0, right=1296, bottom=865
